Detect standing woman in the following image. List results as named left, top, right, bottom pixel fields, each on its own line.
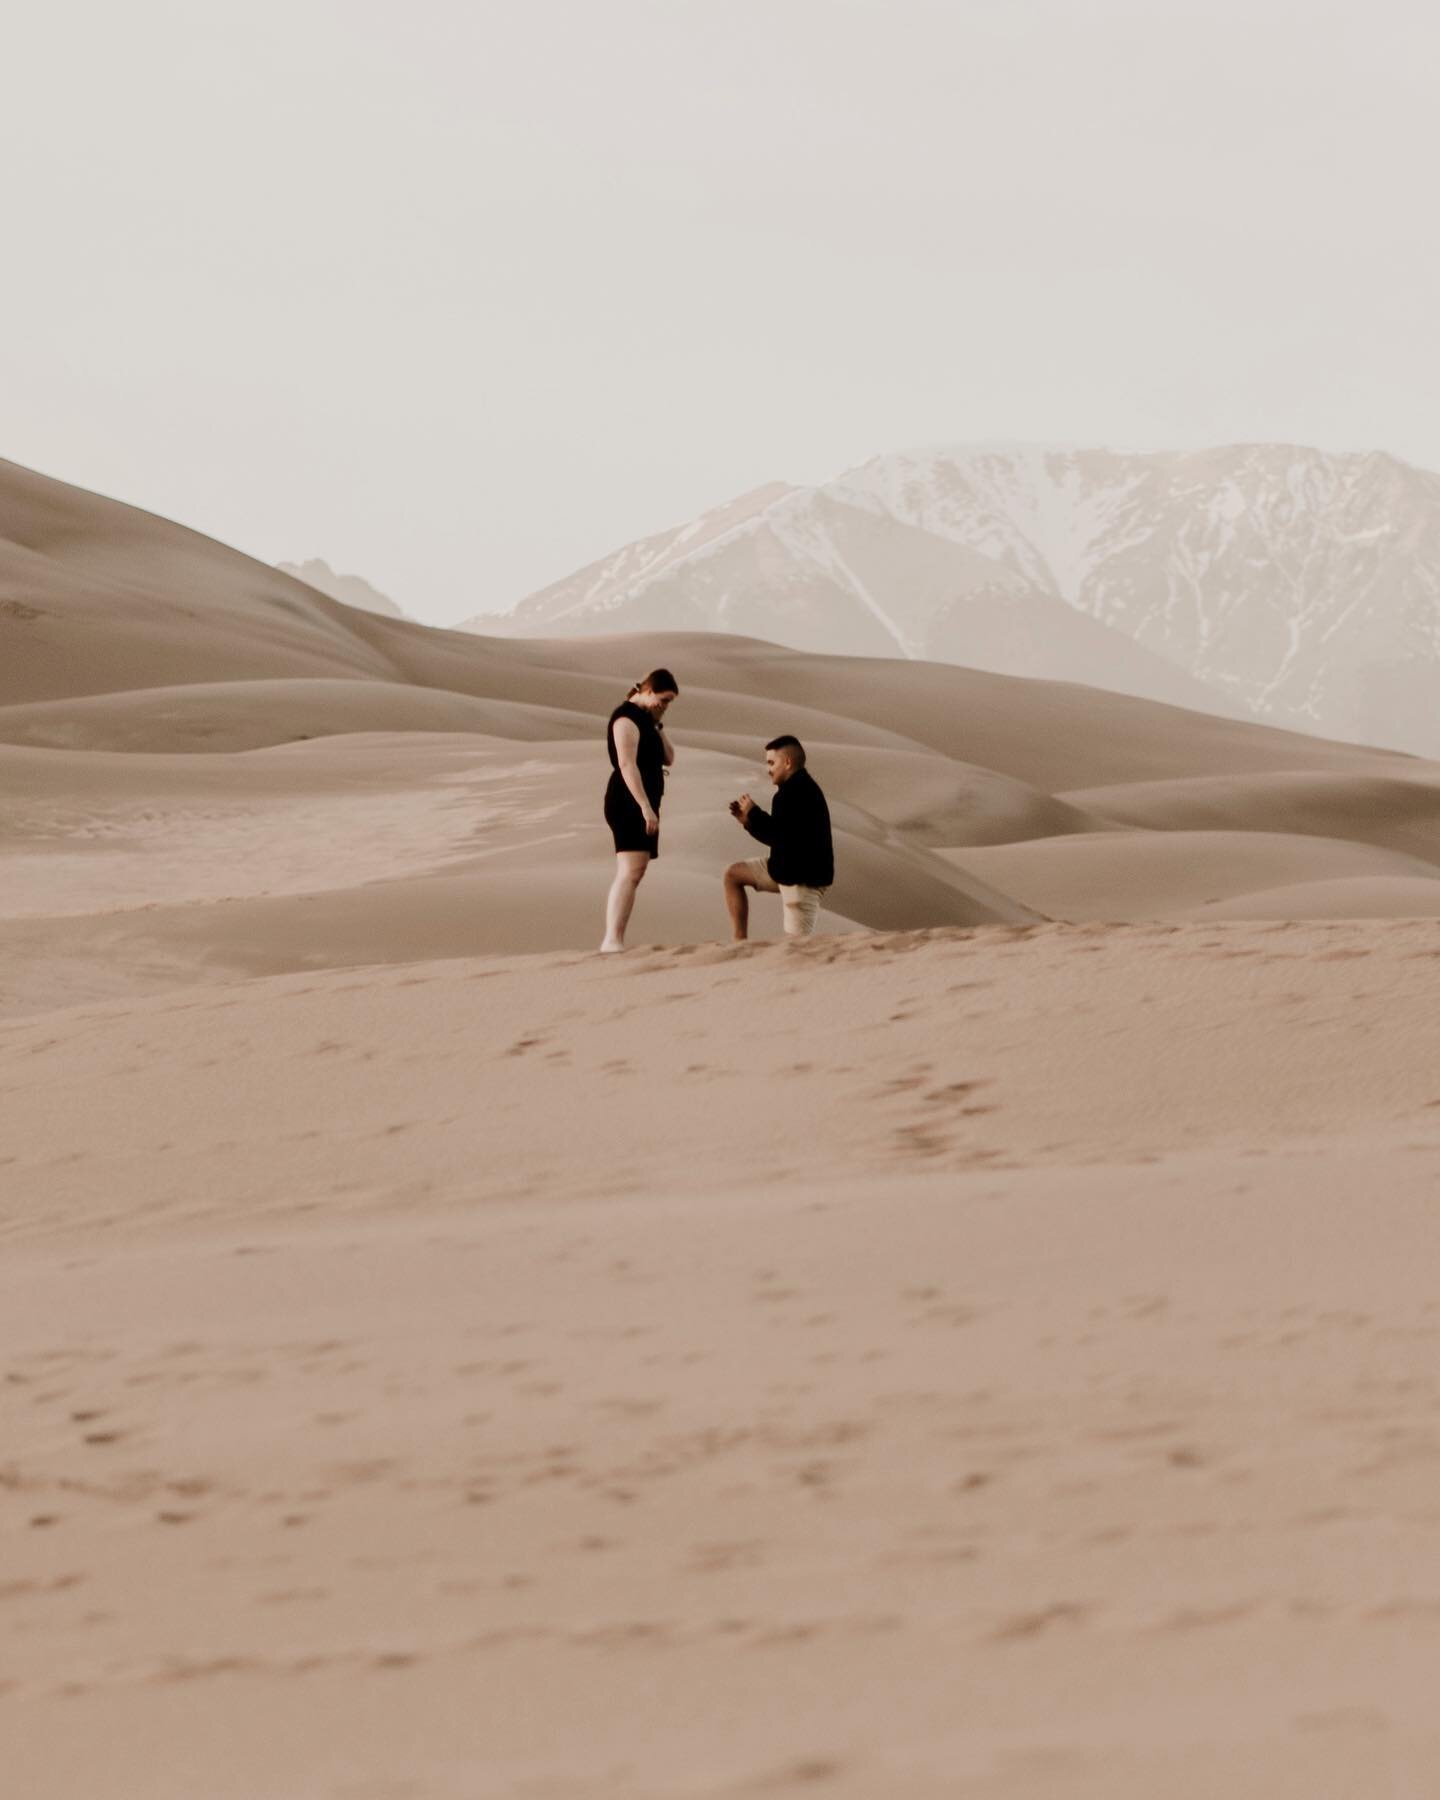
left=599, top=668, right=679, bottom=952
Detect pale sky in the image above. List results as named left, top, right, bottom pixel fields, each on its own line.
left=5, top=0, right=1437, bottom=624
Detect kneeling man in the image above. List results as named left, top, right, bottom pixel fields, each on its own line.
left=725, top=735, right=834, bottom=940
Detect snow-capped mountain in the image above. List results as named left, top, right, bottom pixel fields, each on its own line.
left=467, top=444, right=1440, bottom=757
left=278, top=558, right=406, bottom=619
left=490, top=482, right=797, bottom=635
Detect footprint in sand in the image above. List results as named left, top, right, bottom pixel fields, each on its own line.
left=686, top=1538, right=766, bottom=1573
left=991, top=1601, right=1094, bottom=1640
left=745, top=1756, right=846, bottom=1787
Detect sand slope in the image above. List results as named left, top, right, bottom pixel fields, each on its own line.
left=0, top=732, right=1038, bottom=1017
left=0, top=678, right=600, bottom=755
left=0, top=457, right=399, bottom=702
left=941, top=830, right=1440, bottom=921
left=1066, top=769, right=1440, bottom=864
left=4, top=923, right=1440, bottom=1799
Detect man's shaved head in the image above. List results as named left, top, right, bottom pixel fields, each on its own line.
left=764, top=735, right=805, bottom=785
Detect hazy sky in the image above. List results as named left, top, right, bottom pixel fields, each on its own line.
left=6, top=0, right=1437, bottom=624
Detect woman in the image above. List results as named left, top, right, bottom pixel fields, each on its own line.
left=599, top=668, right=678, bottom=952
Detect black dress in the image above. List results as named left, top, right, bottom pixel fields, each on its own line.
left=604, top=700, right=666, bottom=856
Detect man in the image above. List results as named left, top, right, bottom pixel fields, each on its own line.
left=725, top=735, right=834, bottom=941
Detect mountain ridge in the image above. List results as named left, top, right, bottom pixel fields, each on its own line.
left=469, top=443, right=1440, bottom=756
left=276, top=557, right=407, bottom=619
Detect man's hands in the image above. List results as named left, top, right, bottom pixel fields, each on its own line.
left=729, top=793, right=755, bottom=826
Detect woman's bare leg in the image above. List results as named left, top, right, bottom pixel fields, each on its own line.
left=600, top=852, right=650, bottom=951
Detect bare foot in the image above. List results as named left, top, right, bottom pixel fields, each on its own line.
left=598, top=940, right=625, bottom=954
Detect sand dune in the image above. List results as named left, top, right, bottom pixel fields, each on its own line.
left=0, top=733, right=1037, bottom=1016
left=0, top=458, right=398, bottom=703
left=5, top=462, right=1440, bottom=1013
left=3, top=447, right=1416, bottom=794
left=8, top=456, right=1440, bottom=1796
left=942, top=830, right=1440, bottom=922
left=481, top=631, right=1412, bottom=790
left=5, top=923, right=1440, bottom=1800
left=1187, top=874, right=1440, bottom=920
left=0, top=678, right=599, bottom=755
left=1066, top=769, right=1440, bottom=866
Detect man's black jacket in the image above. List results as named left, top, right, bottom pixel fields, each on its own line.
left=743, top=767, right=834, bottom=887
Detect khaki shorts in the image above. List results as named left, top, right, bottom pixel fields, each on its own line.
left=744, top=859, right=828, bottom=938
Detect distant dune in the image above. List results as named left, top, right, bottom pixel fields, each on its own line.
left=4, top=454, right=1440, bottom=1014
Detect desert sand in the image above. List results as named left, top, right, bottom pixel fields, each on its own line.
left=4, top=459, right=1440, bottom=1797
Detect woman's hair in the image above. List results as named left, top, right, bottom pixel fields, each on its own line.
left=629, top=668, right=679, bottom=698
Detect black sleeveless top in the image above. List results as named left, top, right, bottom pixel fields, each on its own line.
left=605, top=701, right=665, bottom=812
